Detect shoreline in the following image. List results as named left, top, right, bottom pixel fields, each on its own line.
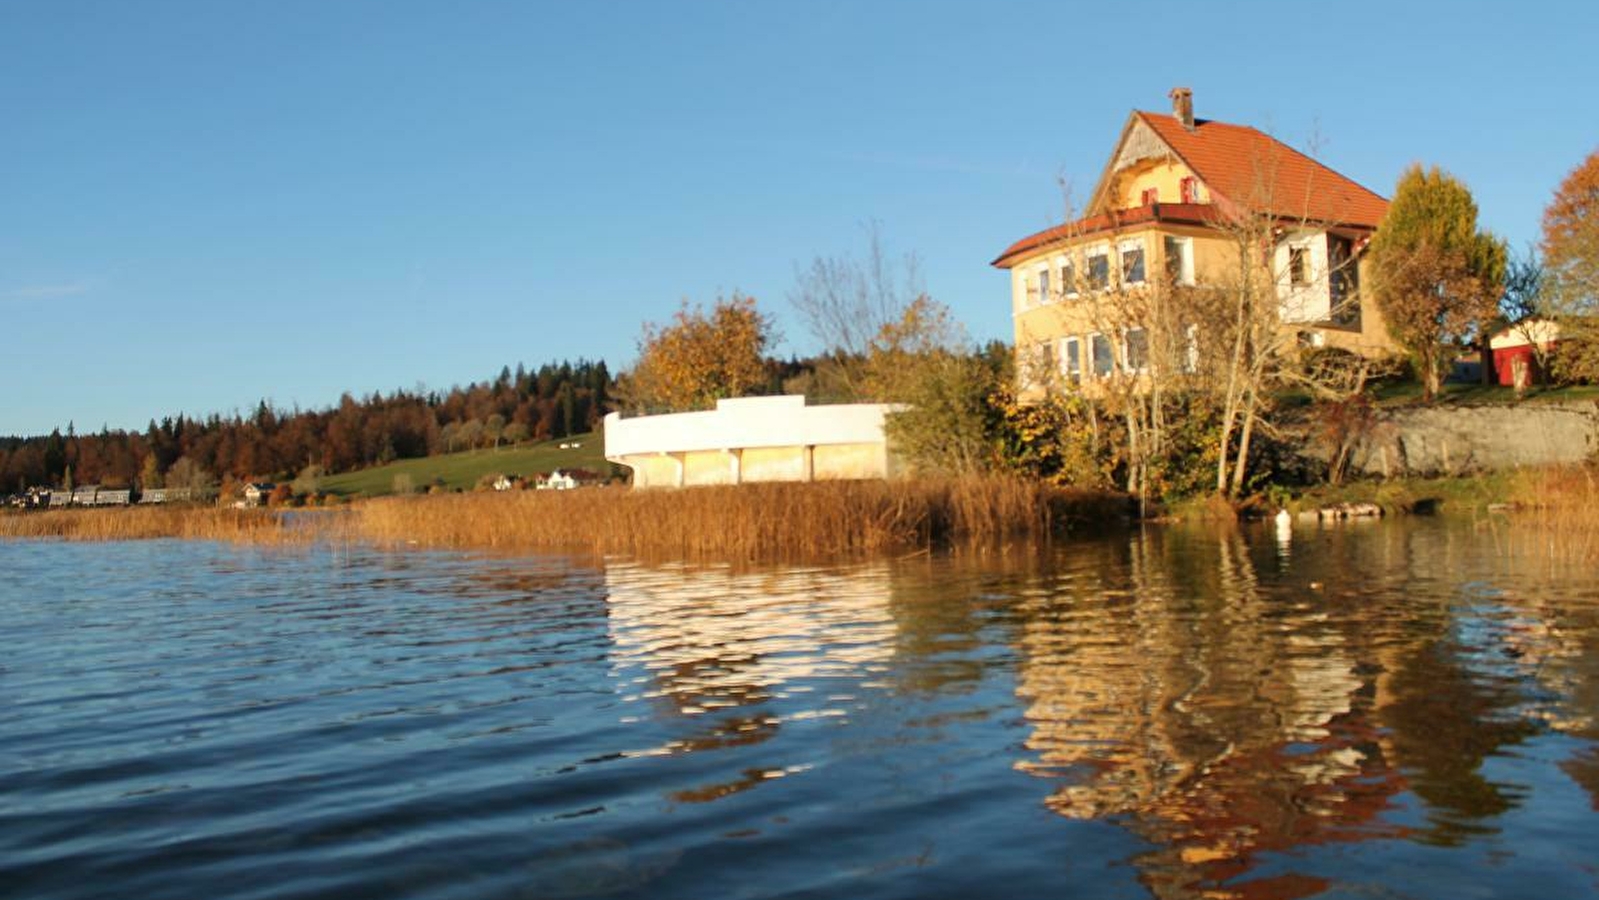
left=0, top=477, right=1131, bottom=560
left=5, top=466, right=1595, bottom=562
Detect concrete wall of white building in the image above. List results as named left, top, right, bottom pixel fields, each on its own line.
left=603, top=395, right=903, bottom=488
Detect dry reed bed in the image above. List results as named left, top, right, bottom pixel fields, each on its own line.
left=0, top=506, right=294, bottom=543
left=0, top=479, right=1129, bottom=558
left=1503, top=465, right=1599, bottom=561
left=351, top=478, right=1130, bottom=558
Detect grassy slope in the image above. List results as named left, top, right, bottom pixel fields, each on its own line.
left=1372, top=381, right=1599, bottom=407
left=320, top=432, right=607, bottom=497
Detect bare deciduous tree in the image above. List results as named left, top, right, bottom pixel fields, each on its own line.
left=788, top=224, right=927, bottom=402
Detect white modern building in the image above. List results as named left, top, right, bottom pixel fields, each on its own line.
left=603, top=395, right=903, bottom=489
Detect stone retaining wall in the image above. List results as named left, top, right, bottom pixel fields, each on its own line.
left=1346, top=401, right=1598, bottom=476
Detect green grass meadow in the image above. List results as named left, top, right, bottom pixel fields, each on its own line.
left=319, top=432, right=610, bottom=497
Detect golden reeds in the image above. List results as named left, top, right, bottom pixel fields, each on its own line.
left=1502, top=465, right=1599, bottom=562
left=0, top=478, right=1129, bottom=559
left=351, top=478, right=1128, bottom=559
left=0, top=506, right=296, bottom=543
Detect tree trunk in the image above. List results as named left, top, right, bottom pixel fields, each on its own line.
left=1229, top=393, right=1258, bottom=498
left=1422, top=355, right=1441, bottom=402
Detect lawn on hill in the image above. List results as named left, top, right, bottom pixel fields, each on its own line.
left=319, top=433, right=610, bottom=497
left=1371, top=380, right=1599, bottom=406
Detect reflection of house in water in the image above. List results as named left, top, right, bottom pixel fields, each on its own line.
left=603, top=561, right=898, bottom=771
left=1013, top=530, right=1408, bottom=899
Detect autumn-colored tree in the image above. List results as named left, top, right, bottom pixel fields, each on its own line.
left=138, top=453, right=162, bottom=490
left=865, top=297, right=1004, bottom=475
left=1541, top=149, right=1599, bottom=381
left=167, top=456, right=216, bottom=498
left=788, top=225, right=925, bottom=402
left=290, top=463, right=325, bottom=495
left=1369, top=164, right=1507, bottom=400
left=616, top=294, right=776, bottom=413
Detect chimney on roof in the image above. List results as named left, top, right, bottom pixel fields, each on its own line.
left=1169, top=87, right=1195, bottom=131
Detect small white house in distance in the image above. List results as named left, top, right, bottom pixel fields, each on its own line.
left=535, top=470, right=579, bottom=491
left=603, top=395, right=904, bottom=489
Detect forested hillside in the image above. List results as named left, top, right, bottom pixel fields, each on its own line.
left=0, top=360, right=612, bottom=491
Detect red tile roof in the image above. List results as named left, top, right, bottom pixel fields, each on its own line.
left=1135, top=111, right=1388, bottom=227
left=993, top=111, right=1389, bottom=269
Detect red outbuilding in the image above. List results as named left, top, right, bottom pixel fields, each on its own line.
left=1489, top=318, right=1562, bottom=387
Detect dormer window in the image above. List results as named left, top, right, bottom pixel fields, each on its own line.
left=1179, top=176, right=1199, bottom=204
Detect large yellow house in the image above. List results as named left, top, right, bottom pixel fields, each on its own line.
left=994, top=89, right=1397, bottom=397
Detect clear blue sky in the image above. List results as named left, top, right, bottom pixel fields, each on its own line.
left=4, top=0, right=1594, bottom=436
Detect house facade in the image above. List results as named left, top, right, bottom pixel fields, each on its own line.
left=994, top=88, right=1397, bottom=399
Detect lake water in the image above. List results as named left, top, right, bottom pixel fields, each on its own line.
left=3, top=520, right=1597, bottom=899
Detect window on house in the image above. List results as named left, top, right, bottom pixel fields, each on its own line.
left=1164, top=235, right=1193, bottom=285
left=1038, top=268, right=1052, bottom=304
left=1140, top=187, right=1159, bottom=206
left=1062, top=336, right=1082, bottom=385
left=1091, top=333, right=1115, bottom=378
left=1328, top=235, right=1360, bottom=326
left=1059, top=258, right=1076, bottom=297
left=1120, top=240, right=1146, bottom=285
left=1124, top=328, right=1150, bottom=372
left=1087, top=252, right=1110, bottom=291
left=1289, top=246, right=1310, bottom=286
left=1179, top=176, right=1199, bottom=203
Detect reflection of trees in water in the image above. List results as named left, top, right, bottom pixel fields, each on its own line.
left=1471, top=545, right=1599, bottom=812
left=1012, top=519, right=1599, bottom=896
left=878, top=553, right=1054, bottom=699
left=1014, top=526, right=1403, bottom=898
left=1360, top=523, right=1599, bottom=831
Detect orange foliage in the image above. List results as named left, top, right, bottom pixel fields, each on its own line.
left=1542, top=149, right=1599, bottom=312
left=618, top=294, right=775, bottom=412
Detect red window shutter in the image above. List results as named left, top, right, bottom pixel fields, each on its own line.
left=1180, top=177, right=1197, bottom=204
left=1141, top=187, right=1159, bottom=206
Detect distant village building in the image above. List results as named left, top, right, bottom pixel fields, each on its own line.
left=241, top=483, right=276, bottom=508
left=603, top=395, right=902, bottom=489
left=137, top=487, right=192, bottom=504
left=492, top=474, right=519, bottom=492
left=534, top=468, right=602, bottom=490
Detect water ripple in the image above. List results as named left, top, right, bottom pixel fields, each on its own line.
left=3, top=523, right=1598, bottom=899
